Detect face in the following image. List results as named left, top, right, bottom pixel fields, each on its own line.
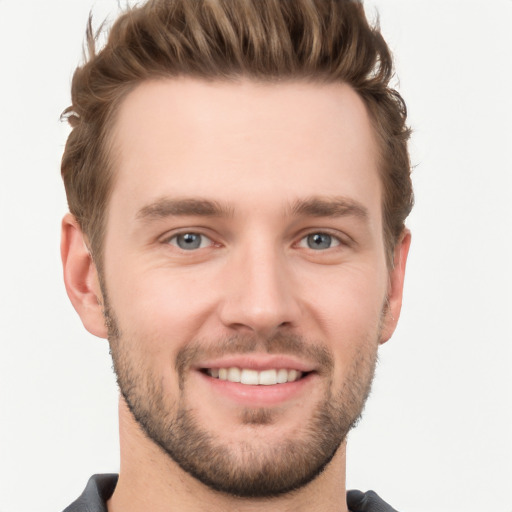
left=94, top=79, right=404, bottom=497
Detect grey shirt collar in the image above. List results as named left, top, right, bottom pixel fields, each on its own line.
left=63, top=474, right=398, bottom=512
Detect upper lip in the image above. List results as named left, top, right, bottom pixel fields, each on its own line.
left=193, top=354, right=317, bottom=373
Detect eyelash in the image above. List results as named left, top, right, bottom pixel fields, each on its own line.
left=296, top=232, right=343, bottom=251
left=165, top=232, right=215, bottom=251
left=163, top=230, right=348, bottom=252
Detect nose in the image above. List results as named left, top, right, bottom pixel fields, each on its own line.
left=218, top=242, right=301, bottom=336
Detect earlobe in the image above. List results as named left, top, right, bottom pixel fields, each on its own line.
left=61, top=213, right=108, bottom=339
left=379, top=229, right=411, bottom=344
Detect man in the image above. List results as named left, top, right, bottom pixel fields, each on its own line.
left=60, top=0, right=413, bottom=510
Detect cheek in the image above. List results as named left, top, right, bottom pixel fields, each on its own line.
left=104, top=244, right=388, bottom=355
left=303, top=261, right=388, bottom=327
left=303, top=265, right=386, bottom=375
left=105, top=259, right=222, bottom=347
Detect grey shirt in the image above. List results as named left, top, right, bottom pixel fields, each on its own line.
left=63, top=474, right=399, bottom=511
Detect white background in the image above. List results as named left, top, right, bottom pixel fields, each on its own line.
left=0, top=1, right=510, bottom=511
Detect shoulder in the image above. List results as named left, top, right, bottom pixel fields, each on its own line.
left=62, top=474, right=118, bottom=512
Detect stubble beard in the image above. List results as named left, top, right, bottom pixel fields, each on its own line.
left=103, top=299, right=379, bottom=498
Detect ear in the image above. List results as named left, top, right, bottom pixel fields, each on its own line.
left=379, top=229, right=411, bottom=344
left=61, top=213, right=108, bottom=339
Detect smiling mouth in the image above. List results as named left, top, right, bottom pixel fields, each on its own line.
left=202, top=367, right=309, bottom=385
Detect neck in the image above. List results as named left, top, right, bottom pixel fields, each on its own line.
left=108, top=399, right=349, bottom=512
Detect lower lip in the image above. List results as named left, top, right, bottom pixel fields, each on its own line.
left=196, top=371, right=316, bottom=407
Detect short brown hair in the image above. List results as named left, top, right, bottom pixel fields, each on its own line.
left=61, top=0, right=413, bottom=268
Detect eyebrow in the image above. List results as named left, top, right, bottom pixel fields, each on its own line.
left=136, top=197, right=233, bottom=221
left=290, top=196, right=369, bottom=220
left=136, top=195, right=368, bottom=223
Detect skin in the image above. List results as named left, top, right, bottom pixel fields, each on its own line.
left=61, top=79, right=410, bottom=512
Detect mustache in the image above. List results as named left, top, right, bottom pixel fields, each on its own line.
left=175, top=333, right=334, bottom=380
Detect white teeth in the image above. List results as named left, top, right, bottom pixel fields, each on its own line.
left=276, top=368, right=288, bottom=384
left=258, top=369, right=277, bottom=385
left=227, top=367, right=241, bottom=383
left=207, top=367, right=304, bottom=385
left=240, top=369, right=259, bottom=385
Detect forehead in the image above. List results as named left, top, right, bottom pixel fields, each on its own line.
left=108, top=78, right=381, bottom=221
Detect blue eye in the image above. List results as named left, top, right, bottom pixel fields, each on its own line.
left=169, top=233, right=211, bottom=250
left=300, top=233, right=340, bottom=250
